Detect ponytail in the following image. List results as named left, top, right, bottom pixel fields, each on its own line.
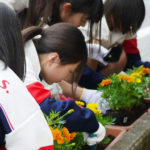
left=22, top=26, right=43, bottom=43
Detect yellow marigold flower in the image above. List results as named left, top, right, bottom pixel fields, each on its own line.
left=71, top=143, right=76, bottom=146
left=68, top=109, right=74, bottom=114
left=63, top=127, right=71, bottom=143
left=86, top=103, right=101, bottom=114
left=100, top=79, right=112, bottom=87
left=75, top=101, right=85, bottom=107
left=130, top=72, right=143, bottom=78
left=135, top=78, right=141, bottom=83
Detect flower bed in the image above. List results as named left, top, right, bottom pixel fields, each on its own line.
left=98, top=66, right=150, bottom=130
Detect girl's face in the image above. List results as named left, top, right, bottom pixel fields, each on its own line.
left=60, top=3, right=88, bottom=27
left=39, top=53, right=80, bottom=84
left=61, top=12, right=88, bottom=27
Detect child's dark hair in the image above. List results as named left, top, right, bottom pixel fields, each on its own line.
left=0, top=3, right=25, bottom=80
left=104, top=0, right=145, bottom=34
left=22, top=23, right=87, bottom=93
left=19, top=0, right=103, bottom=28
left=49, top=0, right=103, bottom=25
left=18, top=0, right=54, bottom=29
left=19, top=0, right=103, bottom=50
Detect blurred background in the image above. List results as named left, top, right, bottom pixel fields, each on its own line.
left=137, top=0, right=150, bottom=61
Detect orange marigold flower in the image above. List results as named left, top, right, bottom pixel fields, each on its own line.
left=100, top=79, right=112, bottom=87
left=123, top=76, right=134, bottom=82
left=52, top=128, right=63, bottom=140
left=50, top=126, right=54, bottom=132
left=70, top=132, right=77, bottom=140
left=142, top=68, right=150, bottom=74
left=57, top=136, right=64, bottom=144
left=63, top=127, right=71, bottom=143
left=118, top=75, right=134, bottom=82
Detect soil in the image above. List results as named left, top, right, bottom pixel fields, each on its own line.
left=97, top=135, right=115, bottom=150
left=104, top=103, right=148, bottom=126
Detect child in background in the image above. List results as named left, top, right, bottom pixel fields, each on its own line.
left=22, top=23, right=106, bottom=146
left=1, top=0, right=109, bottom=104
left=0, top=3, right=53, bottom=149
left=2, top=0, right=110, bottom=107
left=79, top=0, right=147, bottom=88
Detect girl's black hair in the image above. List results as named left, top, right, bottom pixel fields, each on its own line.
left=0, top=3, right=25, bottom=80
left=49, top=0, right=103, bottom=25
left=19, top=0, right=103, bottom=41
left=22, top=23, right=87, bottom=94
left=104, top=0, right=145, bottom=34
left=19, top=0, right=54, bottom=29
left=19, top=0, right=103, bottom=28
left=49, top=0, right=103, bottom=43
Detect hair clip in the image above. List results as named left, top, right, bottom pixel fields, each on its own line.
left=130, top=26, right=133, bottom=34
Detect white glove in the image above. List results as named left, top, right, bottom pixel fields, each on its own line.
left=80, top=88, right=110, bottom=114
left=87, top=43, right=109, bottom=66
left=83, top=123, right=106, bottom=146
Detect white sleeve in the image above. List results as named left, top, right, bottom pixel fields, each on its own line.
left=0, top=0, right=29, bottom=13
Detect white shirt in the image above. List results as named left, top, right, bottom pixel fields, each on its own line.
left=0, top=0, right=29, bottom=13
left=79, top=17, right=136, bottom=49
left=24, top=40, right=63, bottom=100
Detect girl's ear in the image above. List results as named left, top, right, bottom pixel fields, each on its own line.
left=63, top=3, right=72, bottom=13
left=47, top=52, right=60, bottom=65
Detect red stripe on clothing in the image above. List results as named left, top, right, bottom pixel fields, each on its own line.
left=39, top=145, right=54, bottom=150
left=26, top=82, right=51, bottom=104
left=123, top=39, right=140, bottom=54
left=0, top=145, right=6, bottom=150
left=0, top=103, right=14, bottom=131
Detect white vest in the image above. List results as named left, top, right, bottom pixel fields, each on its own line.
left=0, top=61, right=53, bottom=150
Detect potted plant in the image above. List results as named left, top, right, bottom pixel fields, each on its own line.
left=45, top=102, right=116, bottom=150
left=128, top=67, right=150, bottom=106
left=98, top=66, right=149, bottom=129
left=45, top=109, right=85, bottom=150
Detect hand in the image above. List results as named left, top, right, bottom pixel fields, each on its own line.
left=80, top=88, right=110, bottom=114
left=83, top=123, right=106, bottom=146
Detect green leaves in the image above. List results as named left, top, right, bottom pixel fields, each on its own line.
left=96, top=114, right=115, bottom=127
left=44, top=111, right=66, bottom=129
left=98, top=66, right=150, bottom=111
